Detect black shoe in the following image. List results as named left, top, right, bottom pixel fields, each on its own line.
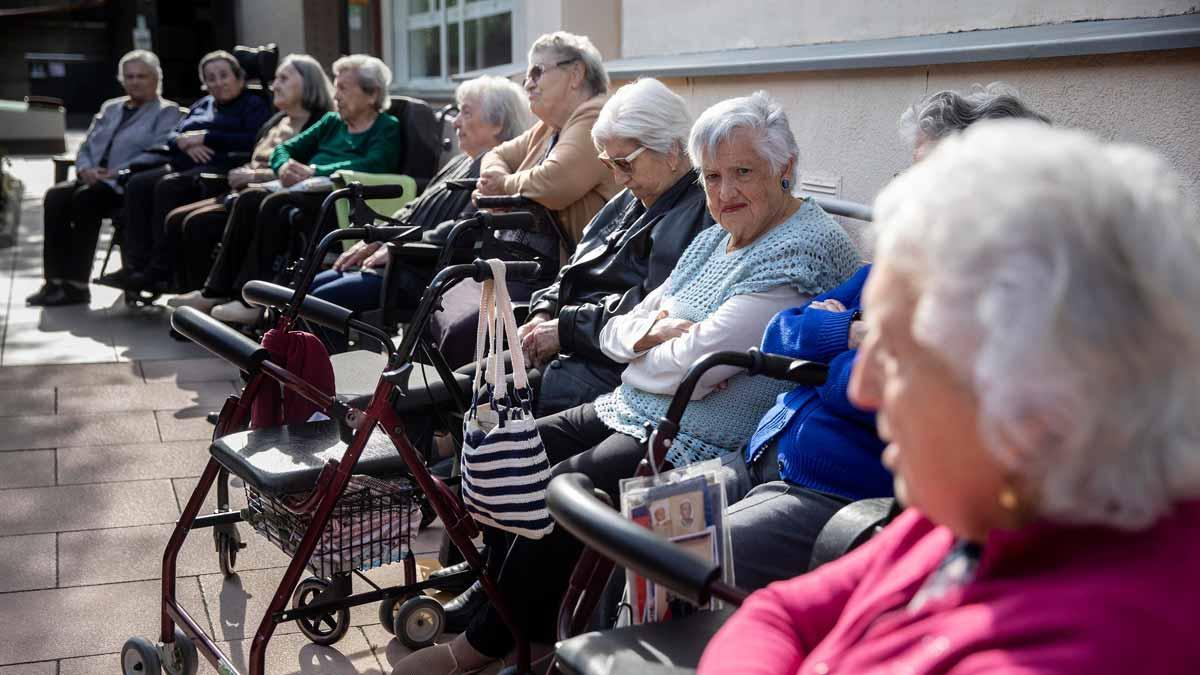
left=26, top=282, right=62, bottom=306
left=428, top=560, right=477, bottom=594
left=39, top=284, right=91, bottom=307
left=96, top=268, right=134, bottom=289
left=442, top=580, right=486, bottom=633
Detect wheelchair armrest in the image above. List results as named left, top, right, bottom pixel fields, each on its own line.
left=171, top=307, right=269, bottom=374
left=330, top=171, right=418, bottom=229
left=553, top=609, right=732, bottom=675
left=807, top=497, right=897, bottom=571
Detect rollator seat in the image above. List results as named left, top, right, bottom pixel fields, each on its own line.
left=554, top=608, right=732, bottom=675
left=210, top=420, right=406, bottom=496
left=331, top=350, right=474, bottom=412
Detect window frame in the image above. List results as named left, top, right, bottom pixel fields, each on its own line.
left=390, top=0, right=520, bottom=95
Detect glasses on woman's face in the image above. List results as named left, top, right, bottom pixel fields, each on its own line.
left=525, top=58, right=578, bottom=85
left=598, top=145, right=648, bottom=174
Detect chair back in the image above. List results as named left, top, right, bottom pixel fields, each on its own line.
left=387, top=96, right=441, bottom=191
left=233, top=44, right=280, bottom=103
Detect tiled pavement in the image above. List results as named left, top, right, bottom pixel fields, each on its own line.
left=0, top=148, right=441, bottom=673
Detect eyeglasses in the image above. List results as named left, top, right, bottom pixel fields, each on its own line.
left=525, top=58, right=578, bottom=84
left=598, top=145, right=648, bottom=173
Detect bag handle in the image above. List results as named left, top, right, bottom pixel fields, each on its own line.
left=470, top=275, right=497, bottom=400
left=486, top=259, right=532, bottom=393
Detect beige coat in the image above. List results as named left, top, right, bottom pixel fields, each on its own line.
left=480, top=94, right=619, bottom=246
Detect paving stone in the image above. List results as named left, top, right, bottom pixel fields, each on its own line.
left=140, top=356, right=244, bottom=384
left=0, top=662, right=55, bottom=675
left=0, top=361, right=141, bottom=391
left=113, top=315, right=210, bottom=362
left=0, top=577, right=208, bottom=664
left=0, top=533, right=56, bottom=593
left=57, top=440, right=211, bottom=485
left=0, top=449, right=55, bottom=488
left=0, top=387, right=55, bottom=416
left=172, top=476, right=250, bottom=515
left=1, top=318, right=118, bottom=366
left=157, top=408, right=221, bottom=442
left=58, top=522, right=293, bottom=588
left=56, top=380, right=237, bottom=415
left=0, top=410, right=160, bottom=451
left=361, top=623, right=428, bottom=673
left=0, top=480, right=180, bottom=536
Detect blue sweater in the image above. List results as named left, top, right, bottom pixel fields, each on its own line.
left=743, top=264, right=893, bottom=501
left=167, top=90, right=272, bottom=171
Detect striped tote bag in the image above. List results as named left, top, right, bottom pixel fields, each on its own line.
left=460, top=259, right=555, bottom=539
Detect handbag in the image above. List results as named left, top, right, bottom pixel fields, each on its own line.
left=460, top=259, right=555, bottom=539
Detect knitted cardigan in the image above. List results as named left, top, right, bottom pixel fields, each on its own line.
left=593, top=199, right=860, bottom=465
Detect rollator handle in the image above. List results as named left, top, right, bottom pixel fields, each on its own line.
left=478, top=211, right=536, bottom=231
left=470, top=259, right=542, bottom=282
left=354, top=183, right=411, bottom=200
left=444, top=178, right=478, bottom=191
left=361, top=224, right=422, bottom=244
left=242, top=280, right=353, bottom=332
left=474, top=195, right=534, bottom=209
left=744, top=348, right=830, bottom=385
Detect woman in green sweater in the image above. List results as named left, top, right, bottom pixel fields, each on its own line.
left=207, top=54, right=403, bottom=324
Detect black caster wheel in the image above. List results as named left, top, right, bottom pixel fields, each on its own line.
left=393, top=595, right=445, bottom=650
left=293, top=577, right=351, bottom=646
left=377, top=594, right=408, bottom=635
left=162, top=627, right=198, bottom=675
left=121, top=636, right=161, bottom=674
left=216, top=531, right=244, bottom=577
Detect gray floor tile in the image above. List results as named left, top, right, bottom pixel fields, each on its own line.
left=1, top=318, right=117, bottom=366
left=0, top=449, right=55, bottom=488
left=362, top=623, right=428, bottom=674
left=0, top=533, right=56, bottom=593
left=57, top=440, right=211, bottom=485
left=157, top=408, right=221, bottom=442
left=0, top=480, right=180, bottom=536
left=171, top=476, right=249, bottom=515
left=0, top=387, right=54, bottom=417
left=0, top=662, right=55, bottom=675
left=56, top=380, right=236, bottom=415
left=58, top=522, right=293, bottom=588
left=0, top=361, right=142, bottom=390
left=0, top=577, right=208, bottom=664
left=141, top=356, right=244, bottom=384
left=0, top=411, right=160, bottom=451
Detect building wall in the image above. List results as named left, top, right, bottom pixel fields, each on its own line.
left=621, top=0, right=1197, bottom=57
left=639, top=47, right=1200, bottom=251
left=235, top=0, right=306, bottom=56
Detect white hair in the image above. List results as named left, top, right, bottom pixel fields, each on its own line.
left=898, top=82, right=1050, bottom=148
left=117, top=49, right=163, bottom=95
left=592, top=78, right=691, bottom=158
left=455, top=75, right=532, bottom=143
left=688, top=90, right=799, bottom=188
left=333, top=54, right=392, bottom=112
left=872, top=119, right=1200, bottom=531
left=528, top=31, right=609, bottom=98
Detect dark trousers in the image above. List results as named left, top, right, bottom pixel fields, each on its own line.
left=204, top=187, right=269, bottom=297
left=205, top=189, right=325, bottom=297
left=42, top=179, right=122, bottom=283
left=121, top=166, right=207, bottom=275
left=167, top=196, right=229, bottom=292
left=466, top=403, right=646, bottom=657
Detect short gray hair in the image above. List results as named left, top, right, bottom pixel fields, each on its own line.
left=898, top=82, right=1050, bottom=148
left=279, top=54, right=334, bottom=116
left=872, top=119, right=1200, bottom=531
left=688, top=90, right=799, bottom=187
left=455, top=75, right=532, bottom=143
left=198, top=49, right=244, bottom=83
left=529, top=31, right=609, bottom=98
left=117, top=49, right=162, bottom=95
left=592, top=78, right=691, bottom=157
left=332, top=54, right=393, bottom=112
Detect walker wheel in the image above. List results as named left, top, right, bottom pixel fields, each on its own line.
left=163, top=627, right=199, bottom=675
left=121, top=636, right=162, bottom=674
left=293, top=577, right=351, bottom=646
left=377, top=594, right=408, bottom=635
left=217, top=532, right=240, bottom=577
left=394, top=595, right=445, bottom=650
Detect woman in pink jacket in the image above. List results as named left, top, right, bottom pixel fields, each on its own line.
left=699, top=120, right=1200, bottom=674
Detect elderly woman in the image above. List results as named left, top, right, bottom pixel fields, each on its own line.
left=724, top=83, right=1050, bottom=591
left=429, top=31, right=619, bottom=366
left=297, top=75, right=531, bottom=350
left=26, top=50, right=182, bottom=306
left=204, top=54, right=403, bottom=324
left=105, top=49, right=272, bottom=292
left=163, top=54, right=333, bottom=301
left=394, top=91, right=859, bottom=675
left=699, top=121, right=1200, bottom=673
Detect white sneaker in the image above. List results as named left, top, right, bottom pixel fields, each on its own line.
left=211, top=301, right=264, bottom=325
left=167, top=290, right=227, bottom=312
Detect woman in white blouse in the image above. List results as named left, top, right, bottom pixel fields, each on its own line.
left=394, top=91, right=859, bottom=675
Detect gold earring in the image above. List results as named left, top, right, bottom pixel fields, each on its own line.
left=998, top=486, right=1019, bottom=511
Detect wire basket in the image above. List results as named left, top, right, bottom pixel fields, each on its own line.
left=244, top=474, right=420, bottom=577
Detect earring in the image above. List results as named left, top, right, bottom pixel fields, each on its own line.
left=998, top=486, right=1020, bottom=511
left=781, top=178, right=791, bottom=191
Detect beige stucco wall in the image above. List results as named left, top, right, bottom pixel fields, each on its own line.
left=633, top=48, right=1200, bottom=251
left=235, top=0, right=306, bottom=57
left=516, top=0, right=621, bottom=61
left=621, top=0, right=1198, bottom=57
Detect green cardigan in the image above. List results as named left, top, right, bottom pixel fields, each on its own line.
left=269, top=110, right=402, bottom=176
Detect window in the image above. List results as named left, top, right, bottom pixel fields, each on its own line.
left=393, top=0, right=515, bottom=91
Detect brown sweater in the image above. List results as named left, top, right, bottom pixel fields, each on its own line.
left=480, top=95, right=619, bottom=246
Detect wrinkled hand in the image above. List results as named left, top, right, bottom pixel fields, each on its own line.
left=473, top=170, right=507, bottom=199
left=227, top=166, right=257, bottom=190
left=77, top=167, right=104, bottom=186
left=520, top=318, right=560, bottom=369
left=848, top=319, right=868, bottom=350
left=175, top=130, right=207, bottom=150
left=183, top=144, right=215, bottom=165
left=809, top=298, right=847, bottom=313
left=332, top=241, right=381, bottom=272
left=517, top=312, right=550, bottom=343
left=633, top=310, right=694, bottom=352
left=362, top=244, right=390, bottom=269
left=279, top=159, right=316, bottom=187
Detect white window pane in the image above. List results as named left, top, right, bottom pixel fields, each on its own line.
left=464, top=12, right=511, bottom=72
left=408, top=25, right=441, bottom=79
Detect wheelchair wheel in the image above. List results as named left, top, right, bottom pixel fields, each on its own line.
left=293, top=577, right=351, bottom=646
left=121, top=636, right=161, bottom=674
left=162, top=627, right=198, bottom=675
left=393, top=595, right=445, bottom=650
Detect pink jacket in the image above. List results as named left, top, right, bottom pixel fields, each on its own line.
left=699, top=502, right=1200, bottom=674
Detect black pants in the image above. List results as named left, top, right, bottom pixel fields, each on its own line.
left=42, top=179, right=123, bottom=283
left=203, top=187, right=269, bottom=297
left=166, top=196, right=229, bottom=292
left=466, top=402, right=646, bottom=657
left=205, top=189, right=325, bottom=297
left=122, top=166, right=207, bottom=275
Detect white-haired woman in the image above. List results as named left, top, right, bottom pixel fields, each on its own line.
left=901, top=82, right=1049, bottom=162
left=700, top=120, right=1200, bottom=674
left=206, top=54, right=405, bottom=324
left=27, top=49, right=182, bottom=306
left=393, top=90, right=860, bottom=675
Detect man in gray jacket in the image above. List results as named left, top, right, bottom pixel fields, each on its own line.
left=27, top=49, right=181, bottom=306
